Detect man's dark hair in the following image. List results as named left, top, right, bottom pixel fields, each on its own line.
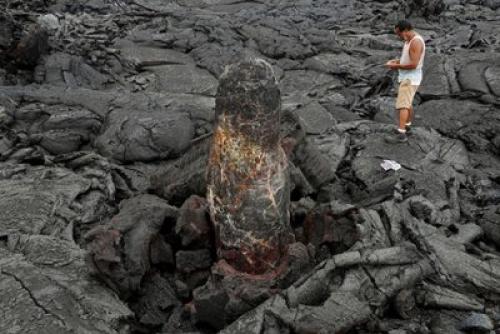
left=395, top=20, right=413, bottom=31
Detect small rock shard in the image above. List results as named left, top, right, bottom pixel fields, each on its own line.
left=459, top=312, right=494, bottom=333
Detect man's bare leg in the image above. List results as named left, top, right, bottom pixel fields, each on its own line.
left=406, top=106, right=413, bottom=126
left=399, top=108, right=409, bottom=132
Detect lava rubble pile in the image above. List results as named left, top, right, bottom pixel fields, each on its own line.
left=0, top=0, right=500, bottom=334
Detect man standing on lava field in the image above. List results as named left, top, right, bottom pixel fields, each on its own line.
left=384, top=19, right=426, bottom=143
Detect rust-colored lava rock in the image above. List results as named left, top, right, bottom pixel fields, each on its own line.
left=207, top=58, right=293, bottom=276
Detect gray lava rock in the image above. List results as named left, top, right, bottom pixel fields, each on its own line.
left=417, top=99, right=499, bottom=153
left=131, top=273, right=181, bottom=327
left=0, top=235, right=132, bottom=334
left=40, top=130, right=84, bottom=154
left=340, top=122, right=470, bottom=206
left=115, top=39, right=195, bottom=68
left=430, top=311, right=464, bottom=334
left=458, top=61, right=492, bottom=95
left=0, top=14, right=15, bottom=51
left=175, top=195, right=212, bottom=248
left=0, top=164, right=91, bottom=235
left=11, top=25, right=49, bottom=68
left=37, top=14, right=60, bottom=31
left=42, top=105, right=102, bottom=132
left=0, top=93, right=16, bottom=126
left=303, top=202, right=360, bottom=252
left=175, top=249, right=212, bottom=274
left=95, top=93, right=195, bottom=162
left=419, top=54, right=451, bottom=97
left=295, top=101, right=335, bottom=134
left=193, top=282, right=229, bottom=329
left=149, top=138, right=210, bottom=205
left=280, top=69, right=341, bottom=102
left=238, top=24, right=315, bottom=60
left=460, top=312, right=494, bottom=333
left=291, top=129, right=345, bottom=190
left=479, top=207, right=500, bottom=248
left=483, top=0, right=500, bottom=10
left=44, top=52, right=109, bottom=89
left=85, top=194, right=178, bottom=295
left=190, top=43, right=253, bottom=77
left=484, top=65, right=500, bottom=97
left=160, top=306, right=199, bottom=334
left=280, top=242, right=312, bottom=286
left=147, top=64, right=218, bottom=96
left=150, top=236, right=175, bottom=267
left=404, top=0, right=447, bottom=16
left=0, top=86, right=115, bottom=118
left=304, top=52, right=365, bottom=77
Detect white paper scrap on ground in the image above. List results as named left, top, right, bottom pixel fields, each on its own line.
left=380, top=159, right=401, bottom=171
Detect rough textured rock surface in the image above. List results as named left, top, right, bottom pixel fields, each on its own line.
left=0, top=0, right=499, bottom=333
left=85, top=194, right=178, bottom=296
left=207, top=58, right=293, bottom=276
left=0, top=235, right=132, bottom=334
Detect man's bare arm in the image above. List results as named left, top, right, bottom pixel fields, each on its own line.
left=397, top=39, right=423, bottom=70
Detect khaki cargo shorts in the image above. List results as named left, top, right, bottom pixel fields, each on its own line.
left=396, top=79, right=419, bottom=110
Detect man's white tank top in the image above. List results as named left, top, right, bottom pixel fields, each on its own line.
left=398, top=34, right=425, bottom=85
